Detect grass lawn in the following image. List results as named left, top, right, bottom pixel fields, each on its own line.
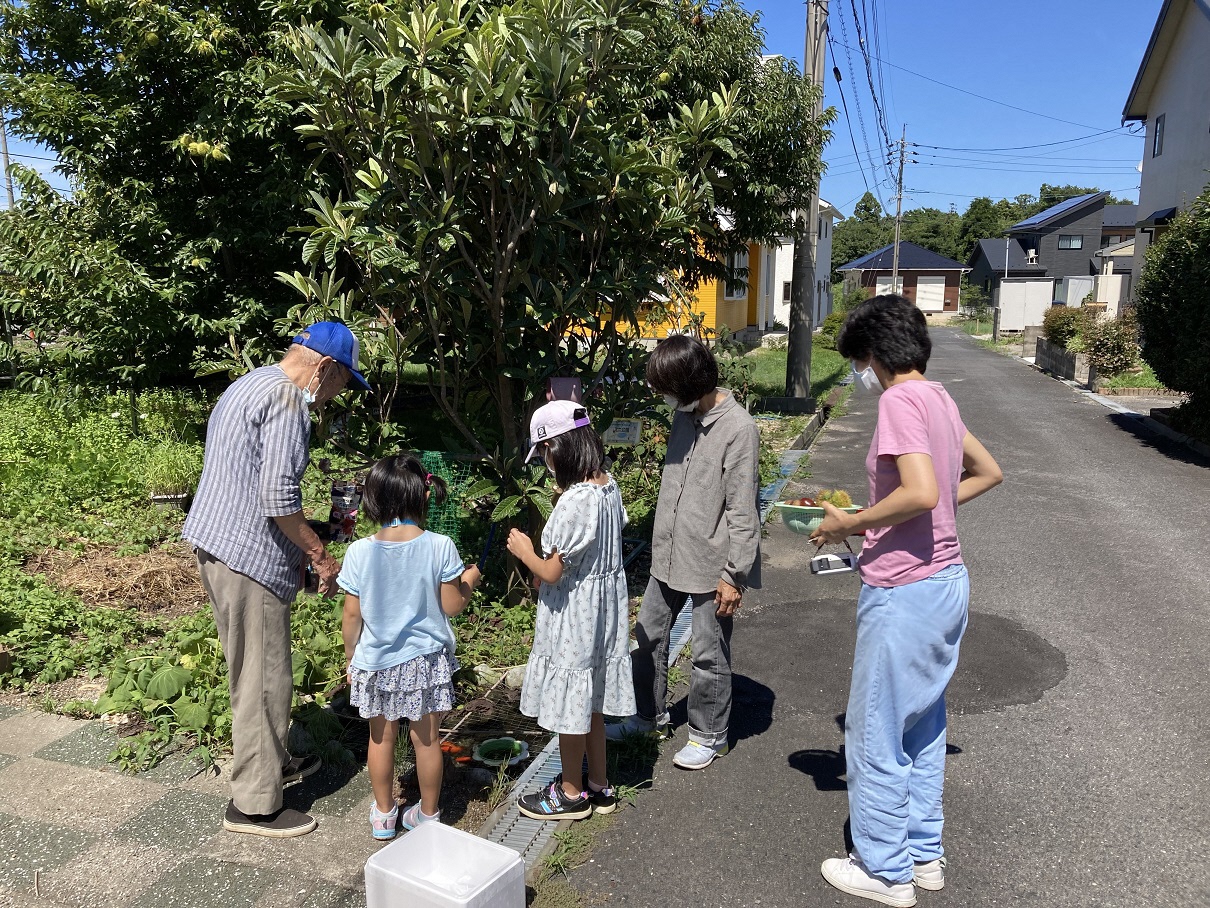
left=1097, top=363, right=1167, bottom=390
left=747, top=342, right=848, bottom=404
left=950, top=316, right=995, bottom=337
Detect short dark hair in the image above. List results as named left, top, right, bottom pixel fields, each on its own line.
left=645, top=334, right=718, bottom=404
left=542, top=425, right=605, bottom=491
left=362, top=453, right=448, bottom=526
left=836, top=294, right=932, bottom=374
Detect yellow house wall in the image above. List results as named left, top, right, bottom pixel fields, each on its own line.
left=745, top=243, right=761, bottom=327
left=641, top=241, right=762, bottom=337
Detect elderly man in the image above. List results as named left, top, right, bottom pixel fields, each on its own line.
left=607, top=334, right=761, bottom=770
left=183, top=322, right=369, bottom=837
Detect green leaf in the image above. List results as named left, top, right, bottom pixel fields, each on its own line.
left=144, top=663, right=191, bottom=702
left=491, top=495, right=523, bottom=521
left=173, top=698, right=212, bottom=731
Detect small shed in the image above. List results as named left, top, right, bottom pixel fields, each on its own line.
left=837, top=241, right=970, bottom=314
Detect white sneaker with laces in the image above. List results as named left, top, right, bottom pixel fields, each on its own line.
left=913, top=857, right=945, bottom=891
left=671, top=740, right=728, bottom=770
left=820, top=855, right=917, bottom=907
left=604, top=714, right=668, bottom=741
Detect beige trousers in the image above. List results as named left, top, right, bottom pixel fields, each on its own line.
left=196, top=550, right=293, bottom=815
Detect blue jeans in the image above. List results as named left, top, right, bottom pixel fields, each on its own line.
left=846, top=564, right=969, bottom=884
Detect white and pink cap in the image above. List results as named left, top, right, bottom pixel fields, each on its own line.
left=525, top=400, right=592, bottom=462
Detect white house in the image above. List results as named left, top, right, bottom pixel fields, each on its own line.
left=1122, top=0, right=1210, bottom=286
left=765, top=199, right=844, bottom=330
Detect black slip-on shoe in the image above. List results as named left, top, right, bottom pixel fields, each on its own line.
left=282, top=753, right=321, bottom=787
left=223, top=800, right=317, bottom=838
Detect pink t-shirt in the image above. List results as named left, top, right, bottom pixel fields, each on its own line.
left=860, top=380, right=967, bottom=588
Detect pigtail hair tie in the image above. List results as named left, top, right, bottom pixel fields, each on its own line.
left=425, top=473, right=433, bottom=486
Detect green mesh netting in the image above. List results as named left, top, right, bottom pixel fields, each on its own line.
left=419, top=451, right=474, bottom=546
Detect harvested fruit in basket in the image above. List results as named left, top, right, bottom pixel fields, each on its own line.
left=785, top=497, right=816, bottom=507
left=816, top=489, right=854, bottom=508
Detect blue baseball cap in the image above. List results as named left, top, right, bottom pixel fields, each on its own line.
left=293, top=322, right=371, bottom=390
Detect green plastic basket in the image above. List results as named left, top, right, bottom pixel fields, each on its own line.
left=775, top=502, right=862, bottom=536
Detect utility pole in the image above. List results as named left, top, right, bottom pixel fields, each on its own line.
left=0, top=111, right=14, bottom=210
left=890, top=125, right=907, bottom=294
left=782, top=0, right=828, bottom=407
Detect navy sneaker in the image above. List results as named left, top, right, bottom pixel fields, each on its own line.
left=517, top=775, right=593, bottom=821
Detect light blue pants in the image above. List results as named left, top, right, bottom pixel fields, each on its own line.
left=846, top=563, right=969, bottom=884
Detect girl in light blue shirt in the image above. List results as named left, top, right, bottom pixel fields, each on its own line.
left=339, top=454, right=481, bottom=840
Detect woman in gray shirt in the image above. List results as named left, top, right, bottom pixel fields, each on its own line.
left=606, top=335, right=761, bottom=770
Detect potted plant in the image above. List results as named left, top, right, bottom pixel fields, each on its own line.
left=144, top=441, right=203, bottom=511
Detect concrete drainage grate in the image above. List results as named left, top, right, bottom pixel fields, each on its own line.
left=480, top=599, right=695, bottom=868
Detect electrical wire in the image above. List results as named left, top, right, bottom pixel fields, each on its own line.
left=831, top=40, right=1119, bottom=131
left=916, top=127, right=1139, bottom=153
left=833, top=2, right=887, bottom=209
left=826, top=30, right=872, bottom=196
left=847, top=0, right=892, bottom=148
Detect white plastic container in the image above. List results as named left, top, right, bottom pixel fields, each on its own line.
left=365, top=822, right=525, bottom=908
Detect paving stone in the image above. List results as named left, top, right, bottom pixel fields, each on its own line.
left=0, top=753, right=15, bottom=773
left=284, top=764, right=371, bottom=820
left=24, top=839, right=183, bottom=908
left=29, top=720, right=115, bottom=767
left=0, top=812, right=95, bottom=890
left=0, top=757, right=165, bottom=832
left=203, top=805, right=377, bottom=888
left=0, top=704, right=20, bottom=722
left=111, top=788, right=229, bottom=851
left=140, top=748, right=213, bottom=786
left=128, top=856, right=280, bottom=908
left=0, top=711, right=81, bottom=757
left=252, top=877, right=367, bottom=908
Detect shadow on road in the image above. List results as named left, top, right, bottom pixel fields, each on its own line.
left=1106, top=413, right=1210, bottom=469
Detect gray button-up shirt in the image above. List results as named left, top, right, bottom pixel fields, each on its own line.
left=650, top=391, right=762, bottom=595
left=183, top=365, right=312, bottom=601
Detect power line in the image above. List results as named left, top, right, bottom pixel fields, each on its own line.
left=9, top=150, right=60, bottom=163
left=917, top=127, right=1139, bottom=153
left=904, top=185, right=1140, bottom=201
left=831, top=40, right=1119, bottom=131
left=826, top=31, right=872, bottom=196
left=909, top=151, right=1137, bottom=165
left=833, top=2, right=887, bottom=209
left=847, top=0, right=892, bottom=148
left=916, top=161, right=1139, bottom=175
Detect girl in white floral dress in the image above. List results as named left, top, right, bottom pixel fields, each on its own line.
left=506, top=400, right=636, bottom=820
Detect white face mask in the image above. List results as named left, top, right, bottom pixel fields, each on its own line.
left=663, top=394, right=699, bottom=412
left=851, top=361, right=881, bottom=393
left=302, top=367, right=322, bottom=407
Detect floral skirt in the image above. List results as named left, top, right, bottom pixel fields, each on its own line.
left=348, top=650, right=458, bottom=722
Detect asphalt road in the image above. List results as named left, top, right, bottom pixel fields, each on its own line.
left=570, top=329, right=1210, bottom=908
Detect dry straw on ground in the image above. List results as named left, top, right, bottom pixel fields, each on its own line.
left=26, top=542, right=207, bottom=619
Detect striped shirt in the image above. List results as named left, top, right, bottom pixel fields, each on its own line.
left=183, top=365, right=312, bottom=601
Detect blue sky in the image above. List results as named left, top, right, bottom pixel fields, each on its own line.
left=4, top=1, right=1161, bottom=210
left=741, top=0, right=1161, bottom=217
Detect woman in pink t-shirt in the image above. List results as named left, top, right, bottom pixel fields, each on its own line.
left=811, top=295, right=1002, bottom=907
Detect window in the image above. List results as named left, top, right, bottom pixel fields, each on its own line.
left=1101, top=234, right=1122, bottom=248
left=782, top=281, right=792, bottom=302
left=1153, top=114, right=1164, bottom=157
left=724, top=249, right=749, bottom=300
left=1057, top=235, right=1083, bottom=250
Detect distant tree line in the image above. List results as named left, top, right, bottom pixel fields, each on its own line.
left=830, top=185, right=1132, bottom=281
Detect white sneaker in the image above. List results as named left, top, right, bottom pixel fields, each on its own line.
left=913, top=857, right=945, bottom=891
left=671, top=740, right=728, bottom=770
left=821, top=856, right=917, bottom=907
left=604, top=715, right=669, bottom=741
